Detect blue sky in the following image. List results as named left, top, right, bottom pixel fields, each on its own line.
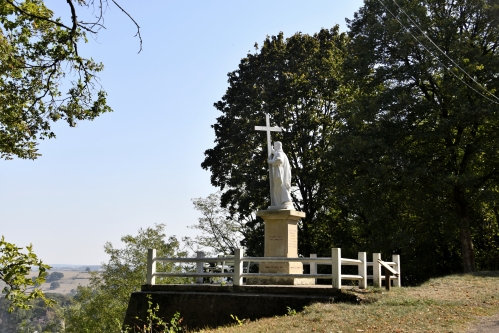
left=1, top=0, right=364, bottom=265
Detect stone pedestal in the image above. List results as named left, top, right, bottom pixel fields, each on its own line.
left=247, top=209, right=314, bottom=285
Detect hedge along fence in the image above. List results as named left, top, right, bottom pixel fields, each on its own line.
left=146, top=248, right=401, bottom=290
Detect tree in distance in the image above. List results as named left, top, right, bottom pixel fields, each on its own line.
left=0, top=0, right=141, bottom=159
left=184, top=192, right=244, bottom=255
left=49, top=281, right=60, bottom=290
left=46, top=272, right=64, bottom=282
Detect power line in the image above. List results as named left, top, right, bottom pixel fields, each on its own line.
left=376, top=0, right=499, bottom=105
left=390, top=0, right=499, bottom=103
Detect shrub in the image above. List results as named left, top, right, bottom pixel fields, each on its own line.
left=46, top=272, right=64, bottom=282
left=49, top=282, right=60, bottom=290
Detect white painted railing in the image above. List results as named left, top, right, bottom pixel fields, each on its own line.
left=146, top=248, right=401, bottom=289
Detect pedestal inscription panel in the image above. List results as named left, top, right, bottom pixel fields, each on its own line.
left=246, top=209, right=314, bottom=285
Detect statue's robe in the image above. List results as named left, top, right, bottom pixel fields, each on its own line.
left=270, top=149, right=292, bottom=205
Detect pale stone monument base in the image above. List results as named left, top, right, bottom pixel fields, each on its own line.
left=246, top=209, right=314, bottom=286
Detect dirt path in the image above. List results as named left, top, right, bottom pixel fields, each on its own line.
left=466, top=313, right=499, bottom=333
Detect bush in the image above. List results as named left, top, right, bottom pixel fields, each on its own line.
left=49, top=282, right=60, bottom=290
left=46, top=272, right=64, bottom=282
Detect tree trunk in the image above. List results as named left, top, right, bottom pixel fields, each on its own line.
left=459, top=217, right=476, bottom=272
left=454, top=186, right=476, bottom=272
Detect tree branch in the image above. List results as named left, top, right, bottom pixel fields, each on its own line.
left=5, top=0, right=72, bottom=30
left=111, top=0, right=142, bottom=53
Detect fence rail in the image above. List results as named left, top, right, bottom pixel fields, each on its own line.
left=146, top=248, right=401, bottom=290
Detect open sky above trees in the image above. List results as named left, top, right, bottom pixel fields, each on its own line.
left=0, top=1, right=364, bottom=265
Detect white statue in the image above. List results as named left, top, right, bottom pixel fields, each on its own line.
left=268, top=141, right=293, bottom=209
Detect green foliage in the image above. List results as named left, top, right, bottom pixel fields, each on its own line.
left=46, top=271, right=64, bottom=282
left=202, top=27, right=349, bottom=258
left=124, top=295, right=182, bottom=333
left=63, top=224, right=189, bottom=333
left=203, top=0, right=499, bottom=282
left=49, top=281, right=60, bottom=290
left=184, top=192, right=244, bottom=255
left=338, top=0, right=499, bottom=277
left=0, top=293, right=70, bottom=333
left=230, top=314, right=244, bottom=327
left=0, top=236, right=53, bottom=312
left=286, top=306, right=297, bottom=316
left=0, top=0, right=140, bottom=160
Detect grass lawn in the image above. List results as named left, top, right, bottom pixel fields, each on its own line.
left=196, top=272, right=499, bottom=333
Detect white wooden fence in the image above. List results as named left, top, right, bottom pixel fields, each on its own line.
left=146, top=248, right=401, bottom=289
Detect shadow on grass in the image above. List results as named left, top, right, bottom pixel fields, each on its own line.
left=468, top=271, right=499, bottom=278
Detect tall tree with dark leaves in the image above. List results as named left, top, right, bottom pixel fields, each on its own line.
left=202, top=27, right=349, bottom=257
left=342, top=0, right=499, bottom=274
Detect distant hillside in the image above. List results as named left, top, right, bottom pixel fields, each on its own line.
left=0, top=269, right=93, bottom=296
left=32, top=264, right=102, bottom=271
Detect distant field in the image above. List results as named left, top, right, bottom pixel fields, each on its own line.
left=0, top=270, right=92, bottom=295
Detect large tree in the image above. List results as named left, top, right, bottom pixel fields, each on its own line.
left=202, top=27, right=349, bottom=258
left=0, top=0, right=140, bottom=159
left=341, top=0, right=499, bottom=274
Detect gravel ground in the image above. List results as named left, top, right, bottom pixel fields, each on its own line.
left=466, top=312, right=499, bottom=333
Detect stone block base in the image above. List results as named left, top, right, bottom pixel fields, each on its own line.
left=245, top=277, right=315, bottom=285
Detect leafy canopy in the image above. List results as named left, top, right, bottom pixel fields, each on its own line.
left=337, top=0, right=499, bottom=276
left=0, top=0, right=140, bottom=159
left=184, top=192, right=244, bottom=255
left=202, top=27, right=349, bottom=257
left=0, top=236, right=53, bottom=312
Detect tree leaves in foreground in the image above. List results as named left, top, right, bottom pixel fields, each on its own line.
left=0, top=236, right=53, bottom=313
left=338, top=0, right=499, bottom=276
left=63, top=224, right=188, bottom=333
left=0, top=0, right=140, bottom=160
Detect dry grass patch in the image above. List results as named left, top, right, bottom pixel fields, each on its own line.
left=26, top=270, right=92, bottom=295
left=195, top=272, right=499, bottom=333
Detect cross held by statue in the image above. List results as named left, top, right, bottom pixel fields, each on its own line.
left=254, top=113, right=282, bottom=157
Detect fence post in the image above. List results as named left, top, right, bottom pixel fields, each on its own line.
left=234, top=248, right=244, bottom=286
left=196, top=252, right=205, bottom=284
left=331, top=248, right=341, bottom=289
left=147, top=249, right=156, bottom=285
left=392, top=254, right=401, bottom=287
left=373, top=253, right=381, bottom=288
left=358, top=252, right=367, bottom=289
left=310, top=254, right=317, bottom=284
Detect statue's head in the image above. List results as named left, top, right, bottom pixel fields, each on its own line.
left=273, top=141, right=282, bottom=151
